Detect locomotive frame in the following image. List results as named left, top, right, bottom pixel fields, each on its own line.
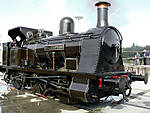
left=0, top=1, right=148, bottom=104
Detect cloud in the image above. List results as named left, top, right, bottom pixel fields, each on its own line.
left=74, top=18, right=90, bottom=33
left=1, top=0, right=149, bottom=48
left=0, top=0, right=67, bottom=42
left=119, top=11, right=150, bottom=47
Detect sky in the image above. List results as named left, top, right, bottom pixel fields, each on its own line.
left=0, top=0, right=150, bottom=47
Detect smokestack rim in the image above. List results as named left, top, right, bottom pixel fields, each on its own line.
left=95, top=1, right=111, bottom=8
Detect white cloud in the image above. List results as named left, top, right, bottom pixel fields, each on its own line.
left=119, top=11, right=150, bottom=47
left=40, top=0, right=68, bottom=32
left=74, top=17, right=90, bottom=33
left=0, top=0, right=93, bottom=43
left=0, top=0, right=67, bottom=42
left=3, top=0, right=149, bottom=48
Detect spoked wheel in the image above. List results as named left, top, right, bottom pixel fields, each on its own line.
left=59, top=95, right=72, bottom=104
left=11, top=73, right=25, bottom=90
left=32, top=83, right=47, bottom=95
left=125, top=88, right=132, bottom=97
left=12, top=78, right=23, bottom=90
left=4, top=73, right=10, bottom=84
left=32, top=83, right=41, bottom=94
left=119, top=88, right=132, bottom=103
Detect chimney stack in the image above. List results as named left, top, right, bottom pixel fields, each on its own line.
left=95, top=1, right=111, bottom=28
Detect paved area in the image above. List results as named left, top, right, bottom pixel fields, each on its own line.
left=100, top=78, right=150, bottom=113
left=0, top=73, right=150, bottom=113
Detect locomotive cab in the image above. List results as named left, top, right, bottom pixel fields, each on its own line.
left=3, top=27, right=53, bottom=67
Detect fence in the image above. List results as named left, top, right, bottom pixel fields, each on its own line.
left=123, top=57, right=150, bottom=65
left=124, top=65, right=150, bottom=75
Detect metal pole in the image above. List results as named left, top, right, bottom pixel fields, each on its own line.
left=52, top=52, right=55, bottom=71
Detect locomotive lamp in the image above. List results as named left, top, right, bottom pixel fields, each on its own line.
left=95, top=1, right=111, bottom=27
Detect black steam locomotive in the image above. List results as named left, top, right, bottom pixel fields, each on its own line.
left=0, top=1, right=148, bottom=103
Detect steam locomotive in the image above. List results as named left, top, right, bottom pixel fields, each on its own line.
left=0, top=1, right=148, bottom=104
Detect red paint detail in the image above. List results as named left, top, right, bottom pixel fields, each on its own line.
left=99, top=78, right=102, bottom=88
left=113, top=75, right=128, bottom=79
left=40, top=94, right=46, bottom=98
left=123, top=75, right=128, bottom=79
left=113, top=76, right=120, bottom=79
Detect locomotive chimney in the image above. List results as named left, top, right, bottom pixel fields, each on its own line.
left=95, top=1, right=111, bottom=27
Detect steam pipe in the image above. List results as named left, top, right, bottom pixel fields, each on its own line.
left=52, top=52, right=55, bottom=71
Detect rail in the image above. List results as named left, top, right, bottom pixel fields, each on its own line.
left=124, top=65, right=150, bottom=75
